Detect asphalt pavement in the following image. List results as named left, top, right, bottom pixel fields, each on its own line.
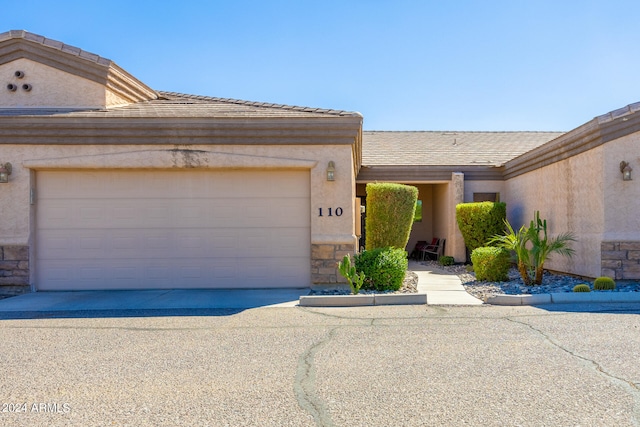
left=1, top=303, right=639, bottom=426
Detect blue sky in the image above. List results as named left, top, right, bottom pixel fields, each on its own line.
left=5, top=0, right=640, bottom=131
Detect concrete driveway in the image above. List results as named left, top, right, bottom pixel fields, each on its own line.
left=1, top=303, right=639, bottom=426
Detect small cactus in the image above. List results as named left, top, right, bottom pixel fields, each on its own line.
left=573, top=284, right=591, bottom=293
left=594, top=276, right=616, bottom=291
left=338, top=254, right=366, bottom=295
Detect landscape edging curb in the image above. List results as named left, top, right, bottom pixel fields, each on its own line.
left=485, top=292, right=640, bottom=305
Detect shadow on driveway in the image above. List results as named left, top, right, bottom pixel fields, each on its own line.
left=0, top=288, right=310, bottom=320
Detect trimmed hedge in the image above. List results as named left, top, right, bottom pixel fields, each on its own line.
left=456, top=202, right=506, bottom=252
left=471, top=246, right=510, bottom=282
left=354, top=247, right=408, bottom=292
left=365, top=183, right=418, bottom=250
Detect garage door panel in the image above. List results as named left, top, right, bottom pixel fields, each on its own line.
left=36, top=169, right=311, bottom=290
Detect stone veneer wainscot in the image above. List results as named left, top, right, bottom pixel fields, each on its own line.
left=601, top=241, right=640, bottom=280
left=0, top=245, right=30, bottom=295
left=311, top=243, right=355, bottom=285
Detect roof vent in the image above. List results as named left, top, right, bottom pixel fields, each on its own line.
left=6, top=83, right=17, bottom=92
left=14, top=71, right=25, bottom=79
left=22, top=84, right=32, bottom=92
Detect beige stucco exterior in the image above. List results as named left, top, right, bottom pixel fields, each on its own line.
left=602, top=133, right=640, bottom=240
left=504, top=146, right=604, bottom=277
left=1, top=58, right=130, bottom=109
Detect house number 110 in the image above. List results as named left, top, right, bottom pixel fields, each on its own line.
left=318, top=207, right=343, bottom=217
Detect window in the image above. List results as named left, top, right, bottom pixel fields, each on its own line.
left=473, top=193, right=500, bottom=202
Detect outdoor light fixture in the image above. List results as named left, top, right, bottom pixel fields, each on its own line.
left=326, top=161, right=335, bottom=181
left=620, top=161, right=633, bottom=181
left=0, top=162, right=12, bottom=183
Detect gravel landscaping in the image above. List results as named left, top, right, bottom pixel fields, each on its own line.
left=421, top=260, right=640, bottom=301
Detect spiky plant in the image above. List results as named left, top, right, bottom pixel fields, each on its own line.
left=573, top=284, right=591, bottom=292
left=490, top=211, right=576, bottom=286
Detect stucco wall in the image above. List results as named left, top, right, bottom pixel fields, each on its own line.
left=0, top=58, right=129, bottom=109
left=504, top=146, right=605, bottom=277
left=602, top=132, right=640, bottom=240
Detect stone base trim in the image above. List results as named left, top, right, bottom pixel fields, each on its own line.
left=601, top=241, right=640, bottom=280
left=0, top=245, right=30, bottom=295
left=311, top=243, right=355, bottom=284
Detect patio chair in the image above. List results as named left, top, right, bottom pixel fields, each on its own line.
left=421, top=238, right=444, bottom=260
left=419, top=238, right=440, bottom=260
left=409, top=240, right=428, bottom=260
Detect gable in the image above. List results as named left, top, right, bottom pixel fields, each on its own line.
left=0, top=30, right=157, bottom=109
left=0, top=58, right=131, bottom=109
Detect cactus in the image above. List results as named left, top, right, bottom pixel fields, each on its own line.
left=338, top=254, right=366, bottom=295
left=573, top=284, right=591, bottom=292
left=594, top=276, right=616, bottom=291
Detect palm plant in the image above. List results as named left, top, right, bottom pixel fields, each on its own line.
left=489, top=219, right=535, bottom=285
left=490, top=211, right=576, bottom=285
left=528, top=211, right=576, bottom=285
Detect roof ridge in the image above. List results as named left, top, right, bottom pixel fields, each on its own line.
left=158, top=91, right=362, bottom=118
left=0, top=29, right=112, bottom=66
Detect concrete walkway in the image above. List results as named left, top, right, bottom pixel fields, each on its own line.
left=410, top=261, right=483, bottom=305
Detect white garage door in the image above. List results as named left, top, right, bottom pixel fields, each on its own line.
left=36, top=170, right=311, bottom=290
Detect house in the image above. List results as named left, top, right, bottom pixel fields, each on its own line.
left=0, top=30, right=362, bottom=294
left=1, top=30, right=638, bottom=295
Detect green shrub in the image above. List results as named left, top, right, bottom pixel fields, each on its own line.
left=354, top=247, right=408, bottom=292
left=594, top=276, right=616, bottom=291
left=471, top=247, right=510, bottom=282
left=465, top=264, right=474, bottom=272
left=338, top=254, right=366, bottom=295
left=439, top=256, right=454, bottom=266
left=365, top=183, right=418, bottom=250
left=573, top=284, right=591, bottom=292
left=456, top=202, right=506, bottom=253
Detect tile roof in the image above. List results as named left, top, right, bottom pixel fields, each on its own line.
left=0, top=92, right=362, bottom=119
left=362, top=131, right=565, bottom=167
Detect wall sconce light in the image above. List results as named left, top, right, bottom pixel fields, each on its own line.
left=620, top=161, right=633, bottom=181
left=0, top=162, right=12, bottom=183
left=326, top=161, right=335, bottom=181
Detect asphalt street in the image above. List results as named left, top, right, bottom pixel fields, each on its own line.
left=1, top=303, right=639, bottom=426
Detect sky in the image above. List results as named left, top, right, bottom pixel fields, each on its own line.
left=4, top=0, right=640, bottom=131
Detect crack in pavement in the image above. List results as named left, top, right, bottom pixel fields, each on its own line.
left=294, top=327, right=338, bottom=427
left=507, top=317, right=640, bottom=426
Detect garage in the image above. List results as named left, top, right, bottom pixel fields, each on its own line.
left=36, top=169, right=311, bottom=290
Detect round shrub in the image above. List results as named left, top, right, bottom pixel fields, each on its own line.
left=471, top=246, right=510, bottom=282
left=354, top=247, right=408, bottom=292
left=573, top=284, right=591, bottom=292
left=439, top=256, right=454, bottom=266
left=594, top=276, right=616, bottom=291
